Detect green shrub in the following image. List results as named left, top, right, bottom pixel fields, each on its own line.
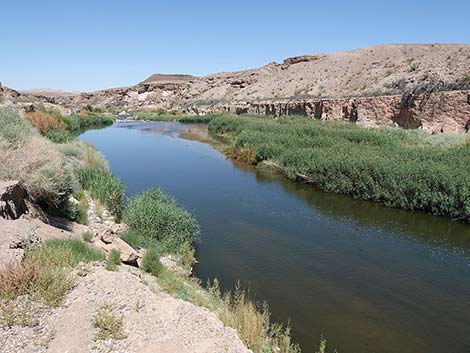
left=28, top=238, right=104, bottom=268
left=61, top=114, right=114, bottom=134
left=71, top=191, right=89, bottom=225
left=82, top=231, right=93, bottom=242
left=141, top=249, right=163, bottom=277
left=119, top=230, right=143, bottom=249
left=77, top=167, right=125, bottom=218
left=106, top=250, right=121, bottom=271
left=93, top=304, right=127, bottom=340
left=0, top=109, right=37, bottom=143
left=123, top=188, right=200, bottom=252
left=32, top=267, right=72, bottom=306
left=43, top=130, right=73, bottom=143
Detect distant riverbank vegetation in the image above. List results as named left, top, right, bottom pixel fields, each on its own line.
left=24, top=107, right=113, bottom=143
left=135, top=109, right=219, bottom=124
left=207, top=114, right=470, bottom=222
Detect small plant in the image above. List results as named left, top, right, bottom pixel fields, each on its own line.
left=106, top=249, right=121, bottom=271
left=178, top=241, right=197, bottom=270
left=82, top=231, right=93, bottom=242
left=32, top=267, right=72, bottom=306
left=141, top=249, right=163, bottom=277
left=93, top=304, right=127, bottom=340
left=77, top=167, right=125, bottom=218
left=463, top=72, right=470, bottom=82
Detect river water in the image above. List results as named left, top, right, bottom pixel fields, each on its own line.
left=79, top=122, right=470, bottom=353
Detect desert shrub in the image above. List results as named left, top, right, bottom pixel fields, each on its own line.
left=24, top=110, right=64, bottom=133
left=32, top=267, right=72, bottom=306
left=123, top=188, right=200, bottom=252
left=28, top=238, right=104, bottom=268
left=0, top=260, right=71, bottom=307
left=93, top=304, right=127, bottom=340
left=208, top=114, right=470, bottom=221
left=0, top=109, right=37, bottom=143
left=141, top=249, right=163, bottom=277
left=106, top=250, right=121, bottom=271
left=178, top=241, right=197, bottom=269
left=77, top=167, right=125, bottom=217
left=82, top=231, right=93, bottom=242
left=0, top=261, right=40, bottom=299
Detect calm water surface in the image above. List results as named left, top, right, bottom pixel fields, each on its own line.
left=79, top=122, right=470, bottom=353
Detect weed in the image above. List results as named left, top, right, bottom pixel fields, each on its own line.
left=106, top=250, right=121, bottom=271
left=82, top=231, right=93, bottom=242
left=93, top=304, right=127, bottom=340
left=141, top=249, right=163, bottom=277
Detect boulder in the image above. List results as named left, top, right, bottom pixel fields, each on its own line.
left=92, top=229, right=141, bottom=267
left=0, top=181, right=28, bottom=220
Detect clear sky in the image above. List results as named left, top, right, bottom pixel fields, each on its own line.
left=3, top=0, right=470, bottom=92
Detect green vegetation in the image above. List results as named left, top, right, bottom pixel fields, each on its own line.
left=140, top=248, right=163, bottom=276
left=71, top=190, right=89, bottom=225
left=93, top=304, right=127, bottom=340
left=106, top=249, right=121, bottom=271
left=82, top=231, right=93, bottom=242
left=77, top=167, right=125, bottom=219
left=136, top=110, right=220, bottom=124
left=123, top=188, right=200, bottom=252
left=0, top=238, right=103, bottom=308
left=29, top=238, right=104, bottom=268
left=208, top=114, right=470, bottom=221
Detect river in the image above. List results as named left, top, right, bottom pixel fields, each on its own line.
left=79, top=122, right=470, bottom=353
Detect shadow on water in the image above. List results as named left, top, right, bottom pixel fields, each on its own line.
left=80, top=122, right=470, bottom=353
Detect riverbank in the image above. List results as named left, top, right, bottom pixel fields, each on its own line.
left=201, top=114, right=470, bottom=222
left=0, top=109, right=303, bottom=353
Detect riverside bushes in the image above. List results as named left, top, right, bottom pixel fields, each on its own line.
left=123, top=188, right=200, bottom=252
left=77, top=167, right=125, bottom=218
left=209, top=115, right=470, bottom=221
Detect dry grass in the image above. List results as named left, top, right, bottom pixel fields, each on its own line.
left=25, top=110, right=64, bottom=133
left=0, top=135, right=75, bottom=206
left=93, top=303, right=127, bottom=340
left=0, top=261, right=40, bottom=299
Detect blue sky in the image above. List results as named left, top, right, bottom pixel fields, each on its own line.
left=2, top=0, right=470, bottom=91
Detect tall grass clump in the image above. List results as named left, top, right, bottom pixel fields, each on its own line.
left=208, top=115, right=470, bottom=221
left=28, top=238, right=104, bottom=268
left=77, top=167, right=125, bottom=218
left=123, top=188, right=200, bottom=252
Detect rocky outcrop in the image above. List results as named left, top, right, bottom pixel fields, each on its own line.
left=283, top=54, right=326, bottom=65
left=182, top=89, right=470, bottom=133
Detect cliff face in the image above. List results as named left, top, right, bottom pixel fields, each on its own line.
left=10, top=43, right=470, bottom=133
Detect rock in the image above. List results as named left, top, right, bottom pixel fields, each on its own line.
left=93, top=230, right=141, bottom=267
left=0, top=181, right=28, bottom=220
left=283, top=54, right=325, bottom=65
